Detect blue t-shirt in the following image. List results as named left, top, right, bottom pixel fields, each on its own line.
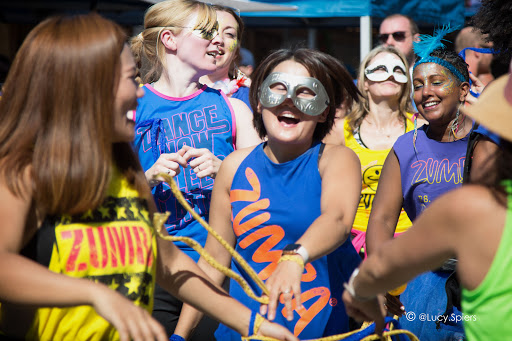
left=215, top=142, right=360, bottom=340
left=393, top=125, right=469, bottom=221
left=133, top=84, right=236, bottom=261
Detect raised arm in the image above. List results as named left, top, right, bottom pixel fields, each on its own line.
left=342, top=185, right=501, bottom=334
left=264, top=144, right=361, bottom=321
left=365, top=149, right=404, bottom=255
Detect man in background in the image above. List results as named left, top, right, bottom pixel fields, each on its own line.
left=378, top=14, right=420, bottom=71
left=239, top=47, right=255, bottom=78
left=455, top=26, right=494, bottom=86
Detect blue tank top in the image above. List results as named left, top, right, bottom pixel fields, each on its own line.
left=231, top=86, right=252, bottom=112
left=133, top=84, right=236, bottom=261
left=215, top=142, right=360, bottom=340
left=393, top=125, right=468, bottom=221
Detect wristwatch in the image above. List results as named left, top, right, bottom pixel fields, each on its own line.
left=282, top=243, right=309, bottom=264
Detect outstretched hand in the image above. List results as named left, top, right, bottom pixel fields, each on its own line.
left=260, top=260, right=304, bottom=322
left=92, top=284, right=168, bottom=341
left=384, top=293, right=405, bottom=317
left=342, top=290, right=387, bottom=336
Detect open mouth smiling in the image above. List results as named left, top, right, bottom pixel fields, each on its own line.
left=278, top=113, right=300, bottom=125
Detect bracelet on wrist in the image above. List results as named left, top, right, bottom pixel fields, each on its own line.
left=248, top=311, right=265, bottom=336
left=343, top=268, right=375, bottom=302
left=170, top=334, right=186, bottom=341
left=278, top=254, right=305, bottom=268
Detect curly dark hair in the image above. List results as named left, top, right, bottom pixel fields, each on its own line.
left=249, top=48, right=360, bottom=141
left=428, top=48, right=470, bottom=84
left=470, top=0, right=512, bottom=62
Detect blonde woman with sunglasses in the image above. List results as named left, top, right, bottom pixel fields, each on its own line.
left=131, top=0, right=261, bottom=338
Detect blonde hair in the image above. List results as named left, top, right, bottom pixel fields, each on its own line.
left=347, top=45, right=413, bottom=133
left=131, top=0, right=218, bottom=83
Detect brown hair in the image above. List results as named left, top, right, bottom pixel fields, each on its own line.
left=131, top=0, right=218, bottom=84
left=347, top=45, right=412, bottom=133
left=249, top=48, right=360, bottom=141
left=0, top=13, right=153, bottom=216
left=211, top=5, right=245, bottom=79
left=382, top=14, right=419, bottom=36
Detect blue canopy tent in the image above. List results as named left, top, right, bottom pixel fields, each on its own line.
left=240, top=0, right=465, bottom=61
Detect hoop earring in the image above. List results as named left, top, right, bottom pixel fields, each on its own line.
left=450, top=103, right=464, bottom=139
left=412, top=113, right=419, bottom=154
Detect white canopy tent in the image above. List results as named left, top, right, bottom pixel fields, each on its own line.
left=143, top=0, right=297, bottom=12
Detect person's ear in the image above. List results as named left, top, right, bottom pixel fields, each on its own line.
left=160, top=29, right=177, bottom=51
left=459, top=81, right=470, bottom=101
left=413, top=33, right=420, bottom=43
left=363, top=78, right=370, bottom=91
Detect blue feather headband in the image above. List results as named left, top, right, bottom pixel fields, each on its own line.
left=413, top=25, right=466, bottom=83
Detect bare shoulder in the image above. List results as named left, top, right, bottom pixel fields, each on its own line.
left=318, top=143, right=360, bottom=177
left=320, top=143, right=359, bottom=165
left=228, top=97, right=250, bottom=114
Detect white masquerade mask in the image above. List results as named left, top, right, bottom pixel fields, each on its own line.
left=364, top=54, right=408, bottom=84
left=259, top=72, right=329, bottom=116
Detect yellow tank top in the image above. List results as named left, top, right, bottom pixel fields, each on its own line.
left=344, top=114, right=414, bottom=233
left=21, top=166, right=157, bottom=340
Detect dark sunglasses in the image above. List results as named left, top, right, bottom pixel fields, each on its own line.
left=378, top=31, right=407, bottom=43
left=170, top=21, right=219, bottom=41
left=191, top=22, right=219, bottom=41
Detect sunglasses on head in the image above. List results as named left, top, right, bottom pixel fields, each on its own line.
left=378, top=31, right=407, bottom=43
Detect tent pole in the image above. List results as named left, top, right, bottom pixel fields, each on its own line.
left=308, top=28, right=317, bottom=49
left=360, top=15, right=372, bottom=62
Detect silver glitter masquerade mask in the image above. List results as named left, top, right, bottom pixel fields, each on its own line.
left=364, top=54, right=408, bottom=84
left=259, top=72, right=330, bottom=116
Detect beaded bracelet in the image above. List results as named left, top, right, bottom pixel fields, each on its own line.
left=277, top=254, right=304, bottom=268
left=248, top=311, right=265, bottom=336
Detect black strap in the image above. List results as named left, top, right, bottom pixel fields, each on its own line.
left=436, top=271, right=462, bottom=329
left=36, top=216, right=58, bottom=268
left=462, top=122, right=481, bottom=183
left=317, top=142, right=326, bottom=167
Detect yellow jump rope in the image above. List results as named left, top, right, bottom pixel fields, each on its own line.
left=154, top=173, right=419, bottom=341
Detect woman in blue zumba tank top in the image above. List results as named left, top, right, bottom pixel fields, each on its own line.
left=174, top=48, right=363, bottom=340
left=130, top=0, right=261, bottom=338
left=366, top=27, right=472, bottom=341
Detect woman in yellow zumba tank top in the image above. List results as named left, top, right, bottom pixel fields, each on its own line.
left=0, top=13, right=297, bottom=341
left=324, top=45, right=422, bottom=257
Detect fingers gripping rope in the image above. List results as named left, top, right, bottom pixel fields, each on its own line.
left=155, top=174, right=419, bottom=341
